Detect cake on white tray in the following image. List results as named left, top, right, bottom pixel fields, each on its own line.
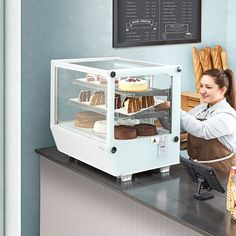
left=118, top=77, right=148, bottom=92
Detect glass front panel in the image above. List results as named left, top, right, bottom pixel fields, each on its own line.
left=113, top=73, right=171, bottom=140
left=56, top=68, right=111, bottom=142
left=55, top=64, right=172, bottom=142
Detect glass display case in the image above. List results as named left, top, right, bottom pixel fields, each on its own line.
left=51, top=57, right=181, bottom=181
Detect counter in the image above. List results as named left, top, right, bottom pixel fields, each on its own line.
left=36, top=147, right=236, bottom=236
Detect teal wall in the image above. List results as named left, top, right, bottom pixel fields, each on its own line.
left=227, top=0, right=236, bottom=73
left=21, top=0, right=232, bottom=235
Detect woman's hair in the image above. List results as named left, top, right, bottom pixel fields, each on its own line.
left=203, top=68, right=236, bottom=109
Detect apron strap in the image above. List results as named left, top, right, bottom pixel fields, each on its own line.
left=193, top=152, right=235, bottom=164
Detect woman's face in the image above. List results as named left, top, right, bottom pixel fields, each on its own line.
left=199, top=75, right=226, bottom=106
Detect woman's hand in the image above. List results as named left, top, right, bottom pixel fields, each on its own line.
left=154, top=101, right=170, bottom=111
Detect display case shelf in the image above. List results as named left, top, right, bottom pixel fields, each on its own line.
left=115, top=99, right=166, bottom=116
left=73, top=79, right=170, bottom=97
left=115, top=88, right=169, bottom=97
left=69, top=97, right=167, bottom=117
left=57, top=120, right=170, bottom=141
left=69, top=98, right=107, bottom=115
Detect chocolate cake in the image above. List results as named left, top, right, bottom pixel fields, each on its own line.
left=114, top=125, right=137, bottom=140
left=141, top=96, right=154, bottom=108
left=134, top=124, right=157, bottom=136
left=114, top=94, right=121, bottom=109
left=124, top=98, right=141, bottom=113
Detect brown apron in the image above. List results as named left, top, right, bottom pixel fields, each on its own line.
left=187, top=118, right=236, bottom=173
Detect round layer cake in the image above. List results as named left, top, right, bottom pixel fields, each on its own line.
left=116, top=118, right=140, bottom=126
left=93, top=120, right=107, bottom=134
left=134, top=124, right=157, bottom=136
left=118, top=77, right=148, bottom=92
left=75, top=111, right=105, bottom=128
left=114, top=125, right=137, bottom=140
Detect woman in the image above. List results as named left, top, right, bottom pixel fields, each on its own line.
left=181, top=68, right=236, bottom=172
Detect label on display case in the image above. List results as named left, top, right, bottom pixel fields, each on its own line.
left=113, top=0, right=201, bottom=48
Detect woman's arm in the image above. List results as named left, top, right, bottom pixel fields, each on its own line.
left=181, top=110, right=236, bottom=139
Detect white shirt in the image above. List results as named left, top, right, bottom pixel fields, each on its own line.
left=181, top=98, right=236, bottom=153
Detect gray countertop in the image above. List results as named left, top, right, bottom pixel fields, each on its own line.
left=35, top=147, right=236, bottom=236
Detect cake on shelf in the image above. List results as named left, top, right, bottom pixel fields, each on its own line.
left=99, top=78, right=107, bottom=84
left=118, top=77, right=148, bottom=92
left=114, top=125, right=137, bottom=140
left=96, top=75, right=104, bottom=81
left=90, top=91, right=105, bottom=106
left=86, top=73, right=105, bottom=82
left=114, top=94, right=122, bottom=109
left=134, top=124, right=157, bottom=136
left=124, top=98, right=141, bottom=113
left=122, top=96, right=155, bottom=113
left=93, top=120, right=107, bottom=134
left=100, top=78, right=119, bottom=85
left=78, top=90, right=92, bottom=102
left=86, top=73, right=97, bottom=82
left=74, top=111, right=105, bottom=128
left=141, top=96, right=154, bottom=108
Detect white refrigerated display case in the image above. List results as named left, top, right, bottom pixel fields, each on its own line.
left=50, top=57, right=181, bottom=181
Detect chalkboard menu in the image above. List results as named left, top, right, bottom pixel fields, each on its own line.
left=113, top=0, right=201, bottom=48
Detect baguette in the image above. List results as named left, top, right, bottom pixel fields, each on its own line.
left=199, top=48, right=212, bottom=72
left=205, top=47, right=211, bottom=55
left=221, top=51, right=229, bottom=70
left=215, top=45, right=223, bottom=52
left=211, top=47, right=223, bottom=70
left=192, top=47, right=203, bottom=92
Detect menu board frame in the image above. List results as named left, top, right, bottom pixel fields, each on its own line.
left=113, top=0, right=201, bottom=48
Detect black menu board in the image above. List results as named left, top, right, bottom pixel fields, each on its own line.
left=113, top=0, right=201, bottom=48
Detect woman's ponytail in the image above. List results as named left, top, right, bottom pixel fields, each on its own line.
left=224, top=69, right=236, bottom=109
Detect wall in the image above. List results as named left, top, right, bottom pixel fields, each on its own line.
left=0, top=0, right=4, bottom=234
left=21, top=0, right=228, bottom=235
left=227, top=0, right=236, bottom=72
